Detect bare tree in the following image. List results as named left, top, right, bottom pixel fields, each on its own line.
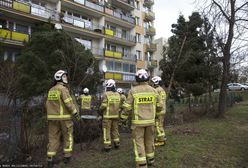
left=198, top=0, right=248, bottom=117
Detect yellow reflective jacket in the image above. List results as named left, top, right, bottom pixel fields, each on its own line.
left=121, top=82, right=162, bottom=126
left=46, top=82, right=77, bottom=120
left=78, top=94, right=92, bottom=110
left=155, top=86, right=166, bottom=115
left=100, top=91, right=121, bottom=119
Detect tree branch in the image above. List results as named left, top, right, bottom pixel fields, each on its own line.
left=212, top=0, right=231, bottom=22
left=235, top=2, right=248, bottom=12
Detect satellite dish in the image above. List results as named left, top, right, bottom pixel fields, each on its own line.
left=102, top=65, right=107, bottom=73
left=99, top=62, right=107, bottom=73
left=55, top=23, right=62, bottom=30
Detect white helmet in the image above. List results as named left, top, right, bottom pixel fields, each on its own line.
left=83, top=88, right=89, bottom=94
left=151, top=76, right=162, bottom=85
left=117, top=88, right=123, bottom=94
left=106, top=79, right=116, bottom=88
left=135, top=69, right=149, bottom=82
left=54, top=70, right=68, bottom=84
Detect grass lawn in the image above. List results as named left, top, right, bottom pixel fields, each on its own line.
left=56, top=101, right=248, bottom=168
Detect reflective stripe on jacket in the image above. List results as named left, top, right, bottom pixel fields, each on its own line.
left=46, top=82, right=77, bottom=120
left=100, top=91, right=121, bottom=119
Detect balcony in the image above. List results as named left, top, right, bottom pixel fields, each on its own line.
left=31, top=4, right=60, bottom=21
left=146, top=43, right=157, bottom=52
left=0, top=28, right=29, bottom=46
left=144, top=11, right=155, bottom=21
left=122, top=73, right=135, bottom=81
left=105, top=72, right=135, bottom=81
left=150, top=59, right=158, bottom=67
left=105, top=7, right=135, bottom=26
left=0, top=0, right=60, bottom=22
left=122, top=53, right=136, bottom=61
left=104, top=28, right=136, bottom=44
left=111, top=0, right=135, bottom=11
left=105, top=72, right=122, bottom=80
left=145, top=27, right=156, bottom=36
left=104, top=50, right=122, bottom=59
left=62, top=15, right=104, bottom=36
left=85, top=0, right=104, bottom=12
left=144, top=0, right=154, bottom=7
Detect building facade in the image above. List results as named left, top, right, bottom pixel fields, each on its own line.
left=0, top=0, right=156, bottom=90
left=154, top=37, right=167, bottom=76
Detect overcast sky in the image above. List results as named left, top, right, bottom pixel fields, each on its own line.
left=154, top=0, right=196, bottom=39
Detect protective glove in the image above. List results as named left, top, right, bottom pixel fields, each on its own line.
left=73, top=112, right=81, bottom=121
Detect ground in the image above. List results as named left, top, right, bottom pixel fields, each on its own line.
left=53, top=101, right=248, bottom=168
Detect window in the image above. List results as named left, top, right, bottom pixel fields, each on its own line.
left=130, top=64, right=135, bottom=73
left=106, top=61, right=114, bottom=71
left=135, top=17, right=140, bottom=26
left=16, top=24, right=28, bottom=34
left=136, top=50, right=142, bottom=60
left=122, top=47, right=129, bottom=57
left=123, top=63, right=129, bottom=72
left=114, top=62, right=122, bottom=72
left=136, top=33, right=141, bottom=43
left=134, top=1, right=140, bottom=9
left=122, top=29, right=127, bottom=39
left=106, top=44, right=117, bottom=51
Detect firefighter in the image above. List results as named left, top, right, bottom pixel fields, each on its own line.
left=117, top=88, right=127, bottom=111
left=151, top=76, right=167, bottom=146
left=121, top=69, right=162, bottom=168
left=78, top=88, right=92, bottom=114
left=46, top=70, right=80, bottom=168
left=99, top=79, right=123, bottom=152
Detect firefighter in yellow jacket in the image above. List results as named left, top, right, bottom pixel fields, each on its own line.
left=99, top=79, right=123, bottom=152
left=121, top=69, right=162, bottom=168
left=78, top=88, right=92, bottom=114
left=151, top=76, right=167, bottom=146
left=46, top=70, right=80, bottom=168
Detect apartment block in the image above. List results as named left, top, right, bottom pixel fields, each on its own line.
left=0, top=0, right=157, bottom=89
left=154, top=37, right=167, bottom=76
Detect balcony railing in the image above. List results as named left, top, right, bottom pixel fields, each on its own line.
left=146, top=43, right=157, bottom=52
left=0, top=28, right=29, bottom=42
left=0, top=0, right=60, bottom=21
left=62, top=15, right=103, bottom=33
left=144, top=11, right=155, bottom=21
left=104, top=50, right=122, bottom=59
left=145, top=27, right=156, bottom=36
left=144, top=0, right=154, bottom=6
left=151, top=59, right=158, bottom=67
left=117, top=0, right=134, bottom=7
left=122, top=53, right=136, bottom=61
left=106, top=8, right=135, bottom=24
left=122, top=73, right=135, bottom=81
left=105, top=72, right=122, bottom=80
left=104, top=28, right=135, bottom=42
left=105, top=71, right=135, bottom=81
left=85, top=0, right=104, bottom=12
left=31, top=4, right=60, bottom=21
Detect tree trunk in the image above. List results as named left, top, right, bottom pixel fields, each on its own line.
left=217, top=60, right=229, bottom=118
left=215, top=0, right=235, bottom=118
